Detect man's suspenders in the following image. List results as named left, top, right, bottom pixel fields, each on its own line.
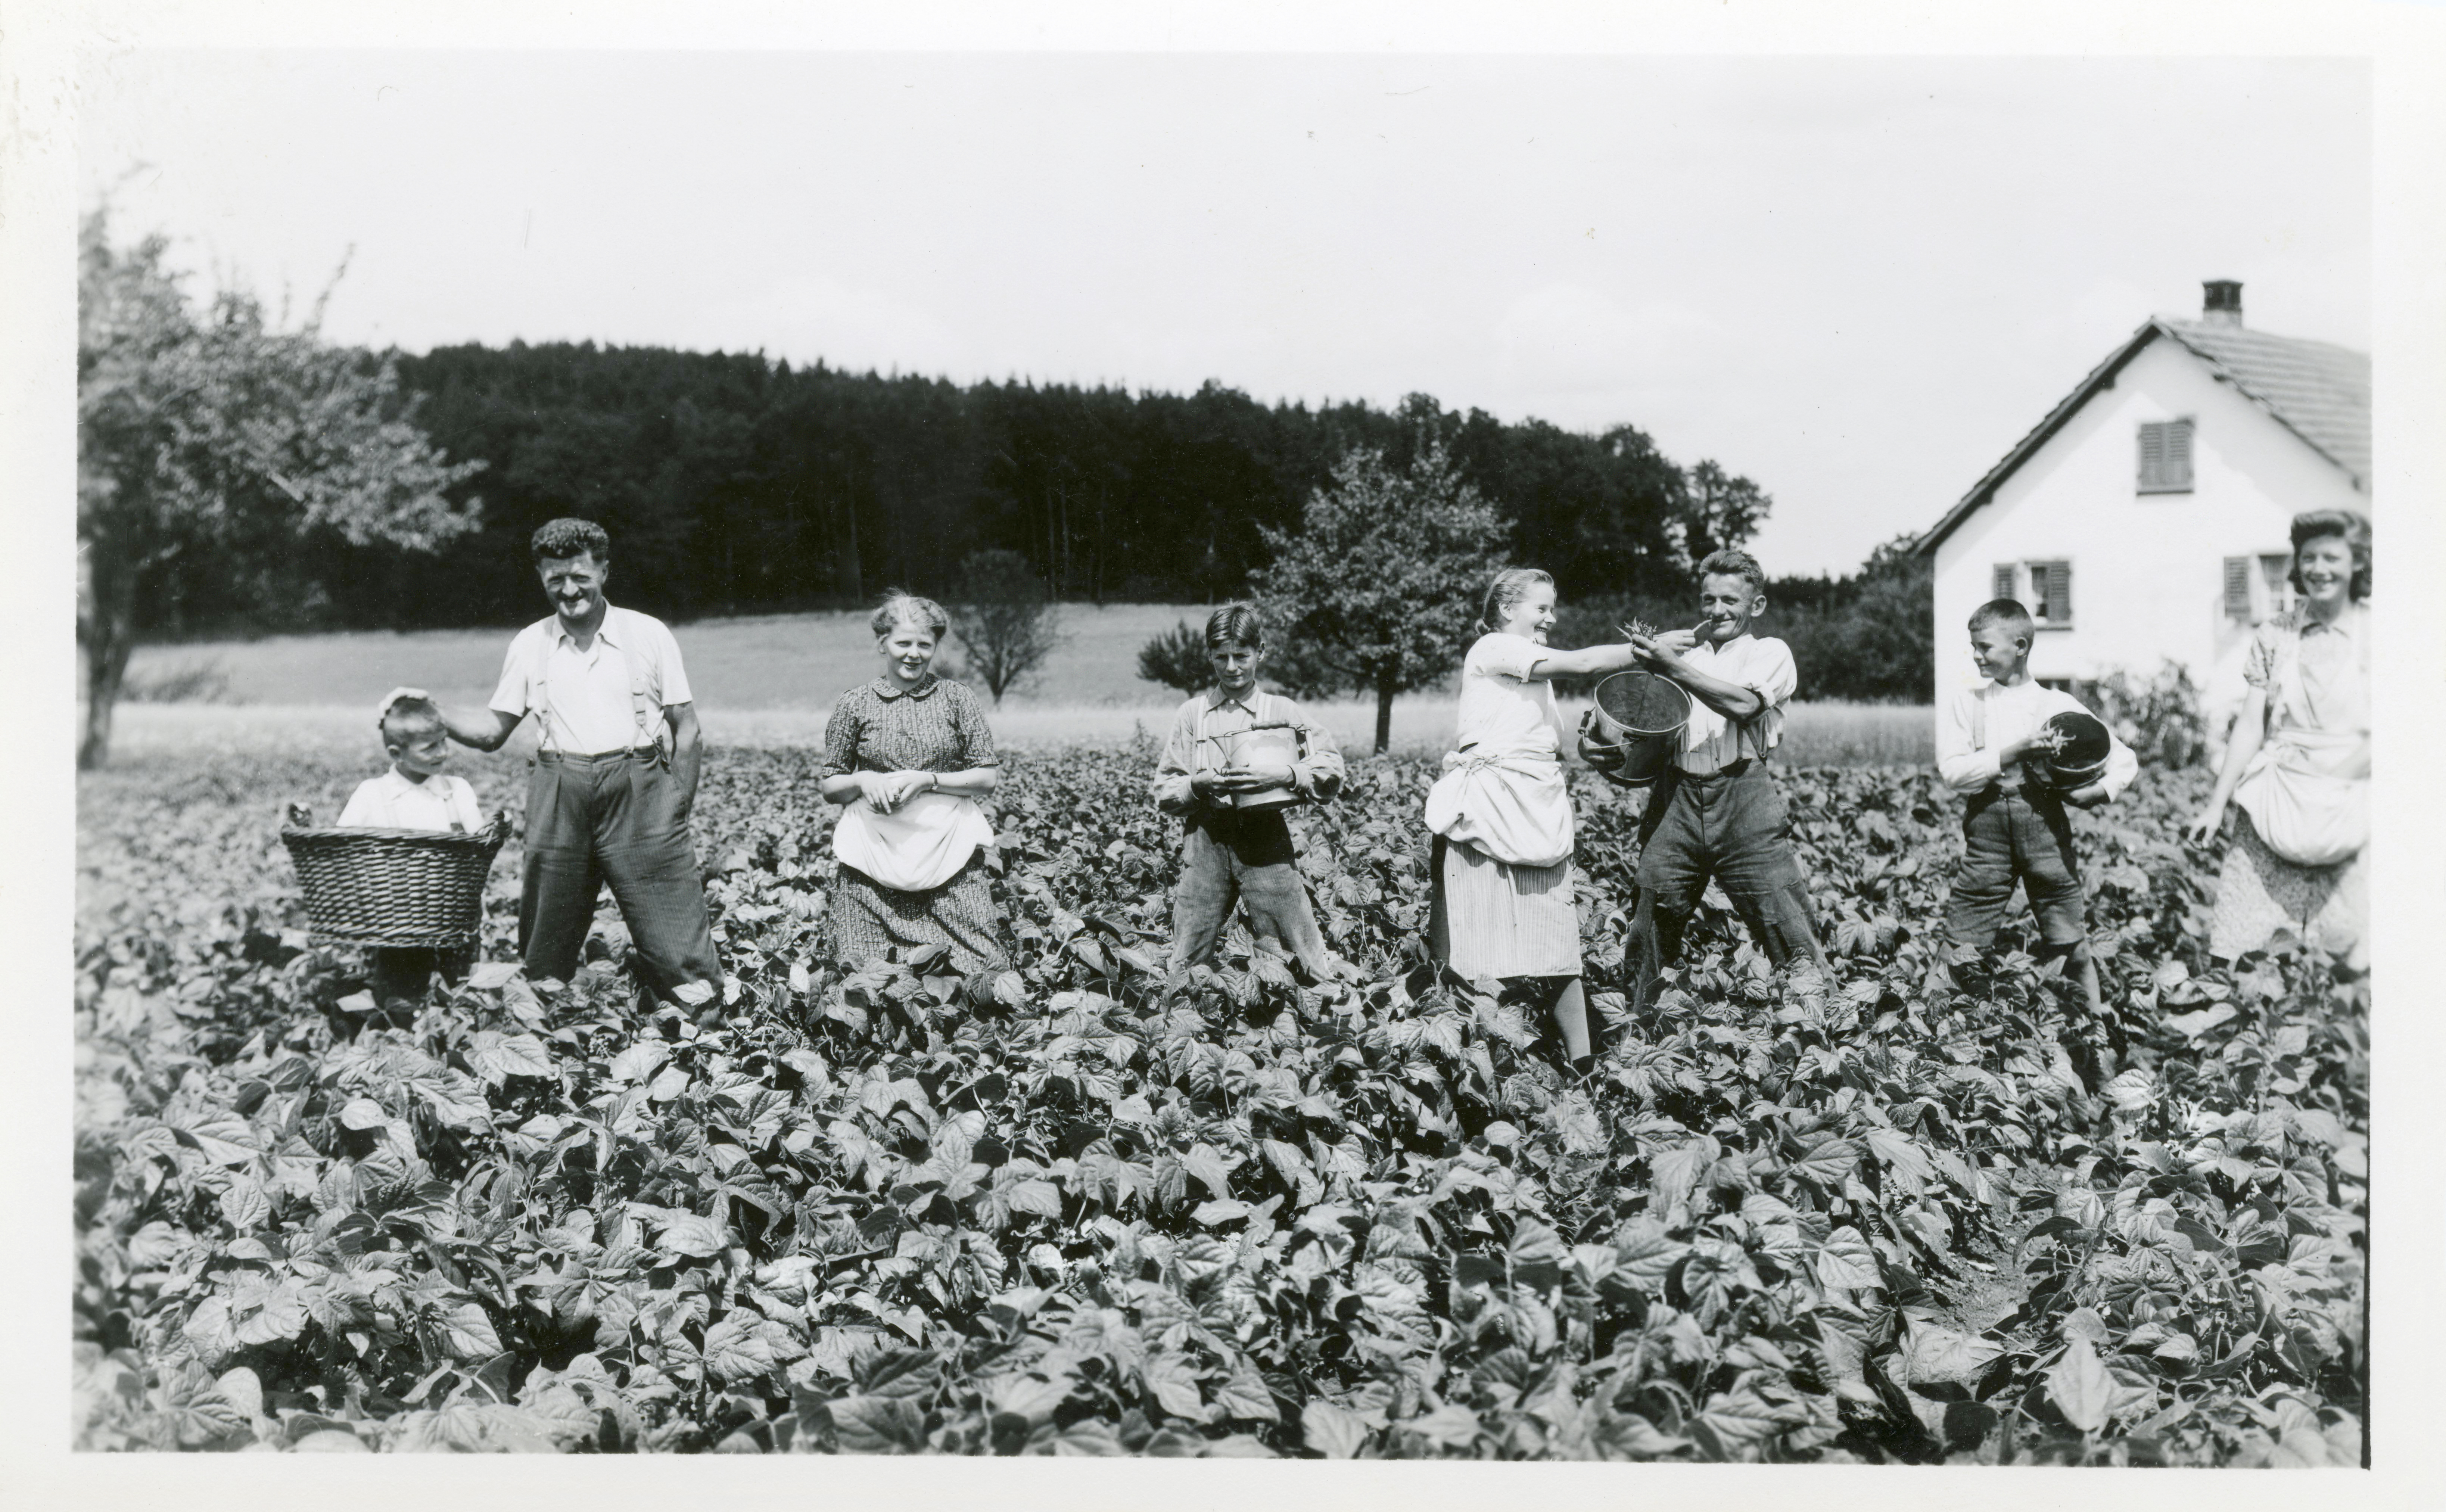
left=534, top=612, right=666, bottom=759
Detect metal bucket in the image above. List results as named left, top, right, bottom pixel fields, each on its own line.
left=2041, top=709, right=2112, bottom=791
left=1590, top=671, right=1693, bottom=788
left=1218, top=724, right=1302, bottom=811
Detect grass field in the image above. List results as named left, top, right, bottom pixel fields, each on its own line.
left=118, top=603, right=1221, bottom=713
left=100, top=605, right=1934, bottom=767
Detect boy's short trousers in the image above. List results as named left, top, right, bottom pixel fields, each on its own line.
left=1170, top=808, right=1331, bottom=980
left=1946, top=784, right=2088, bottom=950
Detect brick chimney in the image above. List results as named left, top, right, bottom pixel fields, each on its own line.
left=2202, top=280, right=2243, bottom=327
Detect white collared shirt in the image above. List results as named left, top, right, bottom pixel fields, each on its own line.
left=1675, top=634, right=1796, bottom=773
left=339, top=769, right=485, bottom=831
left=1935, top=678, right=2139, bottom=798
left=489, top=603, right=693, bottom=755
left=1455, top=633, right=1565, bottom=759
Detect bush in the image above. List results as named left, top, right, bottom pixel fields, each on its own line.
left=2077, top=661, right=2209, bottom=768
left=1767, top=539, right=1932, bottom=704
left=1136, top=621, right=1212, bottom=696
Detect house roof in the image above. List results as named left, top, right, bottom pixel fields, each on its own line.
left=1914, top=317, right=2370, bottom=556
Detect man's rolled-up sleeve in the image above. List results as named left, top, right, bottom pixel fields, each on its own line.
left=489, top=629, right=534, bottom=719
left=1742, top=640, right=1799, bottom=711
left=653, top=617, right=694, bottom=707
left=1287, top=699, right=1344, bottom=800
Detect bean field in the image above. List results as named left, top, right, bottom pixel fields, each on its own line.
left=71, top=740, right=2365, bottom=1462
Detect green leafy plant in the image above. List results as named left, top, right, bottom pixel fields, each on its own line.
left=72, top=745, right=2362, bottom=1459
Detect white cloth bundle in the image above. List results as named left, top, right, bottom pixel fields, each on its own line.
left=1424, top=749, right=1574, bottom=870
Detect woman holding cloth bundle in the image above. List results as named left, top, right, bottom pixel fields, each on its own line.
left=2187, top=509, right=2372, bottom=969
left=819, top=593, right=1008, bottom=974
left=1426, top=568, right=1643, bottom=1077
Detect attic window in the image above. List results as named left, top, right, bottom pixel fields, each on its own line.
left=2138, top=419, right=2195, bottom=494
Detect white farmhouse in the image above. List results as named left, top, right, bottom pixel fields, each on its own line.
left=1914, top=281, right=2368, bottom=722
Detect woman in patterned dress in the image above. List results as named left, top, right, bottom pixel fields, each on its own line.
left=818, top=594, right=1008, bottom=973
left=2187, top=510, right=2371, bottom=968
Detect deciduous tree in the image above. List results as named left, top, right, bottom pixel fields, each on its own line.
left=77, top=211, right=483, bottom=767
left=947, top=548, right=1061, bottom=704
left=1255, top=441, right=1507, bottom=754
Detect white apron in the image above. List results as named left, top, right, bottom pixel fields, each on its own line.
left=833, top=790, right=993, bottom=892
left=1424, top=748, right=1574, bottom=870
left=2233, top=616, right=2369, bottom=868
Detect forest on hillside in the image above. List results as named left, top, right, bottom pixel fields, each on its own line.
left=123, top=340, right=1931, bottom=701
left=146, top=343, right=1748, bottom=628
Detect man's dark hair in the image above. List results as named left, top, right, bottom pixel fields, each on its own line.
left=1204, top=602, right=1266, bottom=650
left=1968, top=598, right=2035, bottom=638
left=1696, top=548, right=1766, bottom=597
left=531, top=518, right=611, bottom=564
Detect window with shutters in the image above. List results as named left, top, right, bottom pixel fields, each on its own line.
left=1988, top=560, right=2074, bottom=628
left=2138, top=418, right=2196, bottom=493
left=2223, top=553, right=2298, bottom=622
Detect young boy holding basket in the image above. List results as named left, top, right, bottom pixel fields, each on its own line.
left=1935, top=598, right=2137, bottom=1018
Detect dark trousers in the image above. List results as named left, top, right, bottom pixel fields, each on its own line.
left=1629, top=762, right=1827, bottom=1007
left=1946, top=785, right=2088, bottom=949
left=521, top=751, right=722, bottom=995
left=1946, top=785, right=2101, bottom=1018
left=1170, top=808, right=1332, bottom=981
left=370, top=945, right=472, bottom=1009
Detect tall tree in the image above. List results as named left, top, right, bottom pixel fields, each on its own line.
left=1675, top=460, right=1773, bottom=571
left=76, top=212, right=482, bottom=767
left=1255, top=440, right=1507, bottom=754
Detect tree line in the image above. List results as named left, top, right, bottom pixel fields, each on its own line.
left=78, top=211, right=1929, bottom=766
left=128, top=337, right=1781, bottom=637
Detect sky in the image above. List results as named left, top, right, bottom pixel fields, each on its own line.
left=78, top=50, right=2369, bottom=577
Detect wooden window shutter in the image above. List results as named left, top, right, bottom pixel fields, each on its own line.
left=2139, top=423, right=2166, bottom=487
left=2167, top=419, right=2194, bottom=488
left=2042, top=561, right=2072, bottom=624
left=1992, top=563, right=2017, bottom=601
left=2223, top=556, right=2253, bottom=619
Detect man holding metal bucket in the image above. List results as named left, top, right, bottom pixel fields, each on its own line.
left=1584, top=548, right=1830, bottom=1008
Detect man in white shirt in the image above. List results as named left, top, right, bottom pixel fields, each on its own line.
left=1935, top=598, right=2138, bottom=1021
left=435, top=518, right=721, bottom=1000
left=1615, top=549, right=1829, bottom=1008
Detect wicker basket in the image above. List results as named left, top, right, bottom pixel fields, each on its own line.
left=281, top=819, right=510, bottom=949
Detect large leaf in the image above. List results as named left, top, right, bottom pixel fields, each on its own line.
left=655, top=1212, right=732, bottom=1259
left=2046, top=1337, right=2114, bottom=1433
left=825, top=1395, right=928, bottom=1454
left=1213, top=1359, right=1279, bottom=1423
left=1815, top=1226, right=1882, bottom=1291
left=1302, top=1399, right=1370, bottom=1459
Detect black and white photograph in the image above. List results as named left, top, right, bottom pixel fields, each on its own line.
left=12, top=0, right=2446, bottom=1501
